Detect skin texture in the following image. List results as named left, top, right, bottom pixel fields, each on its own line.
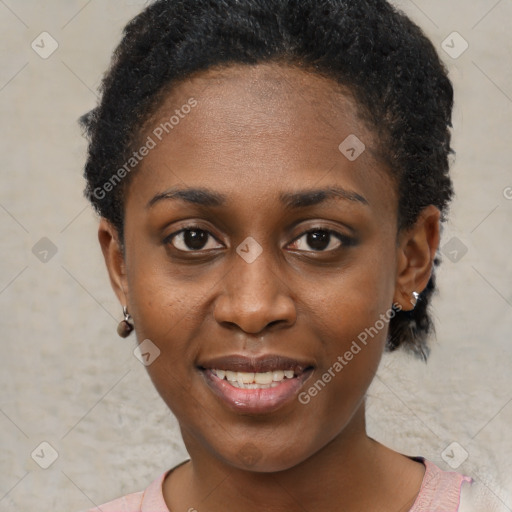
left=99, top=63, right=441, bottom=511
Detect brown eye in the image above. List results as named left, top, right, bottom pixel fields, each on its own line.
left=288, top=229, right=353, bottom=252
left=165, top=227, right=223, bottom=252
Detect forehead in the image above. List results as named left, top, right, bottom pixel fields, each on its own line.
left=148, top=62, right=372, bottom=150
left=130, top=62, right=397, bottom=220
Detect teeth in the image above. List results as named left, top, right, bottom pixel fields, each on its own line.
left=225, top=371, right=237, bottom=382
left=211, top=368, right=297, bottom=386
left=214, top=369, right=226, bottom=380
left=230, top=381, right=273, bottom=389
left=272, top=370, right=285, bottom=381
left=254, top=372, right=274, bottom=384
left=238, top=371, right=255, bottom=384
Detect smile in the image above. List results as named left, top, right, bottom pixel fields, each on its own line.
left=211, top=369, right=297, bottom=389
left=198, top=355, right=314, bottom=413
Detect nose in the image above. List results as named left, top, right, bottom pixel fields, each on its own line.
left=213, top=245, right=297, bottom=335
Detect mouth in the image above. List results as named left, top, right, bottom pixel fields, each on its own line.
left=198, top=355, right=314, bottom=414
left=210, top=368, right=299, bottom=389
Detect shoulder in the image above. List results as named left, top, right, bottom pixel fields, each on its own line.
left=410, top=458, right=510, bottom=512
left=409, top=458, right=472, bottom=512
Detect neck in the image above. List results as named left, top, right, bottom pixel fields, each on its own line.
left=163, top=404, right=423, bottom=512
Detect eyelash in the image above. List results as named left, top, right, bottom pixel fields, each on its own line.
left=164, top=225, right=354, bottom=254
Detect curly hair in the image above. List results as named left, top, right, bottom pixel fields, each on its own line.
left=80, top=0, right=454, bottom=360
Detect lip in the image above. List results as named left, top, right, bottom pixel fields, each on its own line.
left=198, top=354, right=314, bottom=414
left=198, top=354, right=313, bottom=374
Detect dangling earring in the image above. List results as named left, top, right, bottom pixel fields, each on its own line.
left=410, top=291, right=420, bottom=308
left=117, top=306, right=134, bottom=338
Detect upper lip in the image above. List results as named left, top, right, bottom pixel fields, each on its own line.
left=198, top=354, right=314, bottom=374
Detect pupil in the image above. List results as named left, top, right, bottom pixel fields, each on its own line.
left=185, top=230, right=208, bottom=250
left=308, top=231, right=329, bottom=251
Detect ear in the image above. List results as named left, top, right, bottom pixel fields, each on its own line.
left=393, top=205, right=441, bottom=311
left=98, top=218, right=129, bottom=307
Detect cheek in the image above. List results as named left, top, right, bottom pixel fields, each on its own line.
left=298, top=248, right=395, bottom=410
left=307, top=250, right=396, bottom=353
left=125, top=261, right=202, bottom=377
left=126, top=240, right=207, bottom=335
left=297, top=309, right=389, bottom=452
left=127, top=273, right=204, bottom=423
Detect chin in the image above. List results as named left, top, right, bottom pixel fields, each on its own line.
left=217, top=441, right=314, bottom=474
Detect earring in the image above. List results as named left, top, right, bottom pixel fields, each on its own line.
left=410, top=291, right=420, bottom=307
left=117, top=306, right=134, bottom=338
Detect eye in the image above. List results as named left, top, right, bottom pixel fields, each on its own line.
left=288, top=228, right=352, bottom=252
left=165, top=227, right=223, bottom=252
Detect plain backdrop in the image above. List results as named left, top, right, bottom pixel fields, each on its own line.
left=0, top=0, right=511, bottom=510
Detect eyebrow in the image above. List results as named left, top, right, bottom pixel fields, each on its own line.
left=146, top=185, right=369, bottom=210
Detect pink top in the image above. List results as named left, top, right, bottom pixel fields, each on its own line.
left=86, top=458, right=473, bottom=512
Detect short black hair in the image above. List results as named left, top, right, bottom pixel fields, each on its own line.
left=80, top=0, right=455, bottom=360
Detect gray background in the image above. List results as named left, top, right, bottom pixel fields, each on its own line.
left=0, top=0, right=511, bottom=510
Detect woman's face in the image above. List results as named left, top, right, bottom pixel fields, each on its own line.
left=101, top=63, right=435, bottom=472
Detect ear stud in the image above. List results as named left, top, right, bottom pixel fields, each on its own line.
left=410, top=291, right=420, bottom=307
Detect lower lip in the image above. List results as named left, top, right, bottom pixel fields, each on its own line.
left=201, top=369, right=313, bottom=414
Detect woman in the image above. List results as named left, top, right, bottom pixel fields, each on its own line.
left=79, top=0, right=492, bottom=509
